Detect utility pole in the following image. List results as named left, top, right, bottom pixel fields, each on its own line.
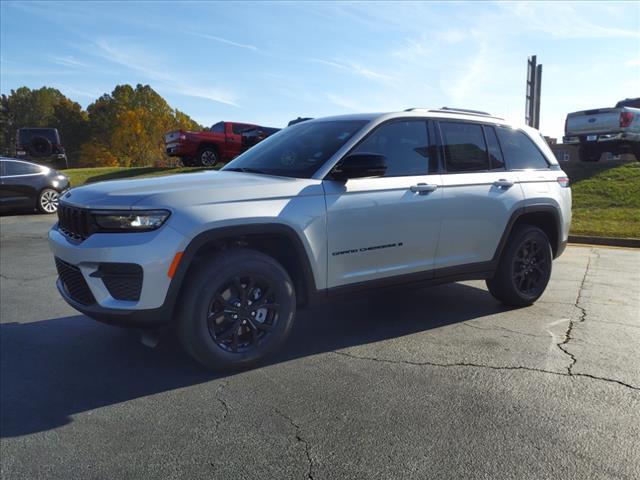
left=525, top=55, right=543, bottom=129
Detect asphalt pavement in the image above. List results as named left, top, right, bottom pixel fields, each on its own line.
left=1, top=213, right=639, bottom=479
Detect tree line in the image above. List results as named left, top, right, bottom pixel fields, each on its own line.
left=0, top=84, right=203, bottom=167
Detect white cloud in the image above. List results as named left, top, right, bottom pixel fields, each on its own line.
left=91, top=39, right=239, bottom=107
left=324, top=93, right=363, bottom=111
left=434, top=28, right=468, bottom=44
left=188, top=32, right=259, bottom=52
left=48, top=55, right=89, bottom=68
left=51, top=84, right=100, bottom=99
left=443, top=42, right=489, bottom=105
left=312, top=58, right=396, bottom=82
left=625, top=57, right=640, bottom=67
left=392, top=38, right=431, bottom=61
left=497, top=2, right=640, bottom=39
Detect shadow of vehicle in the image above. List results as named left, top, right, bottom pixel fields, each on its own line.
left=0, top=282, right=509, bottom=438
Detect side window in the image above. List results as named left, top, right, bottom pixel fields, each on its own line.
left=440, top=122, right=489, bottom=172
left=352, top=120, right=429, bottom=177
left=232, top=124, right=250, bottom=135
left=211, top=122, right=225, bottom=134
left=496, top=127, right=549, bottom=170
left=484, top=126, right=505, bottom=170
left=4, top=162, right=41, bottom=175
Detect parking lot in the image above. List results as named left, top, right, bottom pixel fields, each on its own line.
left=1, top=213, right=639, bottom=479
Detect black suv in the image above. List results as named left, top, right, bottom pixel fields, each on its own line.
left=16, top=128, right=68, bottom=169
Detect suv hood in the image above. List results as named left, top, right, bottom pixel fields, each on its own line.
left=61, top=171, right=323, bottom=210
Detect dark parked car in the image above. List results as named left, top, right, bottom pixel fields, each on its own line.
left=0, top=158, right=70, bottom=214
left=16, top=128, right=68, bottom=169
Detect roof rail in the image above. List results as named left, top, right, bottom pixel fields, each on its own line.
left=404, top=106, right=503, bottom=120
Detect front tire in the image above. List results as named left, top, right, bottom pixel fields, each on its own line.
left=37, top=188, right=60, bottom=214
left=486, top=225, right=553, bottom=307
left=178, top=249, right=296, bottom=371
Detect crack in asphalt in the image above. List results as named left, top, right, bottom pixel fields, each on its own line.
left=214, top=380, right=230, bottom=432
left=331, top=350, right=639, bottom=391
left=274, top=409, right=314, bottom=480
left=557, top=249, right=596, bottom=375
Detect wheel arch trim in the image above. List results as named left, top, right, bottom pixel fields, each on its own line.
left=492, top=204, right=564, bottom=263
left=163, top=223, right=319, bottom=318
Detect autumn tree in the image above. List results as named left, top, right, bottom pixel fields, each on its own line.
left=0, top=83, right=202, bottom=167
left=82, top=84, right=202, bottom=167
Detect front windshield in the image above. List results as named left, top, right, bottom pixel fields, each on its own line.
left=222, top=120, right=368, bottom=178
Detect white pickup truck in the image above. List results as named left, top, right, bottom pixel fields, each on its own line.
left=563, top=98, right=640, bottom=162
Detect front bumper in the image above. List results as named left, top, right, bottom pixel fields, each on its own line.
left=56, top=278, right=173, bottom=327
left=49, top=222, right=188, bottom=327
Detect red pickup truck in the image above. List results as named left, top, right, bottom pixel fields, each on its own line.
left=164, top=121, right=279, bottom=167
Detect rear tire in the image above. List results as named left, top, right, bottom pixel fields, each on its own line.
left=196, top=147, right=219, bottom=167
left=486, top=225, right=552, bottom=307
left=178, top=249, right=296, bottom=371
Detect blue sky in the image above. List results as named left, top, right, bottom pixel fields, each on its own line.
left=1, top=1, right=639, bottom=139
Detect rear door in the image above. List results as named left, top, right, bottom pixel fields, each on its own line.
left=435, top=122, right=524, bottom=270
left=324, top=119, right=443, bottom=288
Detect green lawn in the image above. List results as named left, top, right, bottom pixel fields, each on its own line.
left=564, top=161, right=640, bottom=238
left=64, top=161, right=640, bottom=239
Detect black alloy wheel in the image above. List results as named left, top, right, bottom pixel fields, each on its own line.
left=178, top=248, right=296, bottom=371
left=207, top=275, right=279, bottom=353
left=512, top=238, right=549, bottom=297
left=486, top=225, right=552, bottom=307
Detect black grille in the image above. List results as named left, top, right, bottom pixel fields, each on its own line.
left=58, top=204, right=92, bottom=241
left=93, top=264, right=143, bottom=301
left=55, top=258, right=96, bottom=305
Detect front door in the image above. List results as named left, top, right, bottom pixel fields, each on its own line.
left=324, top=119, right=442, bottom=289
left=225, top=123, right=250, bottom=159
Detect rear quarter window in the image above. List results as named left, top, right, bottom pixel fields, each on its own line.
left=496, top=127, right=549, bottom=170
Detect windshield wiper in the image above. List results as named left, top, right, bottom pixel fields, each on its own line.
left=224, top=167, right=267, bottom=174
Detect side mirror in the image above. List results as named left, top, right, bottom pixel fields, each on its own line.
left=331, top=153, right=387, bottom=180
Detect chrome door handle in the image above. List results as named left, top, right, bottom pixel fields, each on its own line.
left=493, top=179, right=514, bottom=189
left=410, top=183, right=438, bottom=194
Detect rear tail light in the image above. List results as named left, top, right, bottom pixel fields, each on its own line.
left=620, top=111, right=634, bottom=128
left=557, top=176, right=570, bottom=188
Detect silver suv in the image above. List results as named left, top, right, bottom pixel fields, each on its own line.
left=49, top=108, right=572, bottom=371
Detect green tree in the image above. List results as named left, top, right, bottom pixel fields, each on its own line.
left=0, top=83, right=203, bottom=167
left=0, top=87, right=89, bottom=163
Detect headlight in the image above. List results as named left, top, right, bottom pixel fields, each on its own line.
left=92, top=210, right=170, bottom=232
